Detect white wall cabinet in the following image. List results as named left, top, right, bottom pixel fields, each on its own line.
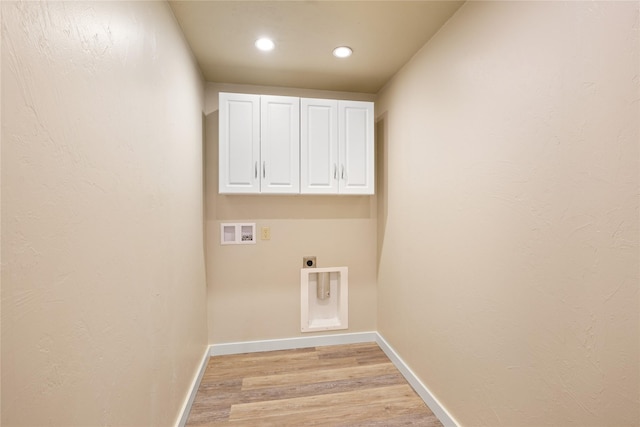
left=219, top=93, right=299, bottom=194
left=220, top=92, right=373, bottom=195
left=219, top=93, right=260, bottom=194
left=300, top=99, right=374, bottom=195
left=300, top=98, right=339, bottom=194
left=260, top=95, right=300, bottom=194
left=338, top=100, right=375, bottom=195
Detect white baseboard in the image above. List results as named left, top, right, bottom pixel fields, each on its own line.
left=175, top=347, right=210, bottom=427
left=210, top=331, right=378, bottom=356
left=375, top=333, right=459, bottom=427
left=177, top=331, right=457, bottom=427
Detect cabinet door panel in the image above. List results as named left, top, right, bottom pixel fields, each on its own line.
left=261, top=96, right=300, bottom=194
left=300, top=98, right=338, bottom=194
left=339, top=101, right=374, bottom=195
left=219, top=93, right=260, bottom=193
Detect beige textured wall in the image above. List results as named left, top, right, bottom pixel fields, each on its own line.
left=1, top=2, right=207, bottom=426
left=376, top=2, right=639, bottom=426
left=204, top=82, right=377, bottom=344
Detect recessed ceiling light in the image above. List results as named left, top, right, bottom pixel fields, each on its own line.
left=255, top=37, right=275, bottom=52
left=333, top=46, right=353, bottom=58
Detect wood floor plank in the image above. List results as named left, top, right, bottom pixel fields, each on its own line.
left=205, top=351, right=375, bottom=381
left=316, top=342, right=384, bottom=358
left=242, top=362, right=399, bottom=390
left=205, top=351, right=319, bottom=377
left=228, top=384, right=430, bottom=424
left=207, top=349, right=319, bottom=371
left=194, top=372, right=408, bottom=411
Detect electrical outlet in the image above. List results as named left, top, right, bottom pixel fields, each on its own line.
left=261, top=226, right=271, bottom=240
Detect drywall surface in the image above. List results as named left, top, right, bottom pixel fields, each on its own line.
left=204, top=82, right=377, bottom=344
left=1, top=2, right=207, bottom=426
left=376, top=1, right=639, bottom=426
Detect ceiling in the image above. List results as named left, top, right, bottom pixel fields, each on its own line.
left=168, top=1, right=464, bottom=94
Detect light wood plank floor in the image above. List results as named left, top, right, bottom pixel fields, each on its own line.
left=186, top=342, right=443, bottom=426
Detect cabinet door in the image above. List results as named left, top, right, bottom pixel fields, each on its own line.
left=338, top=100, right=374, bottom=195
left=219, top=93, right=260, bottom=194
left=260, top=96, right=300, bottom=194
left=300, top=98, right=338, bottom=194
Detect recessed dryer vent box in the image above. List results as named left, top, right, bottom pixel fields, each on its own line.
left=220, top=223, right=256, bottom=245
left=301, top=266, right=348, bottom=333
